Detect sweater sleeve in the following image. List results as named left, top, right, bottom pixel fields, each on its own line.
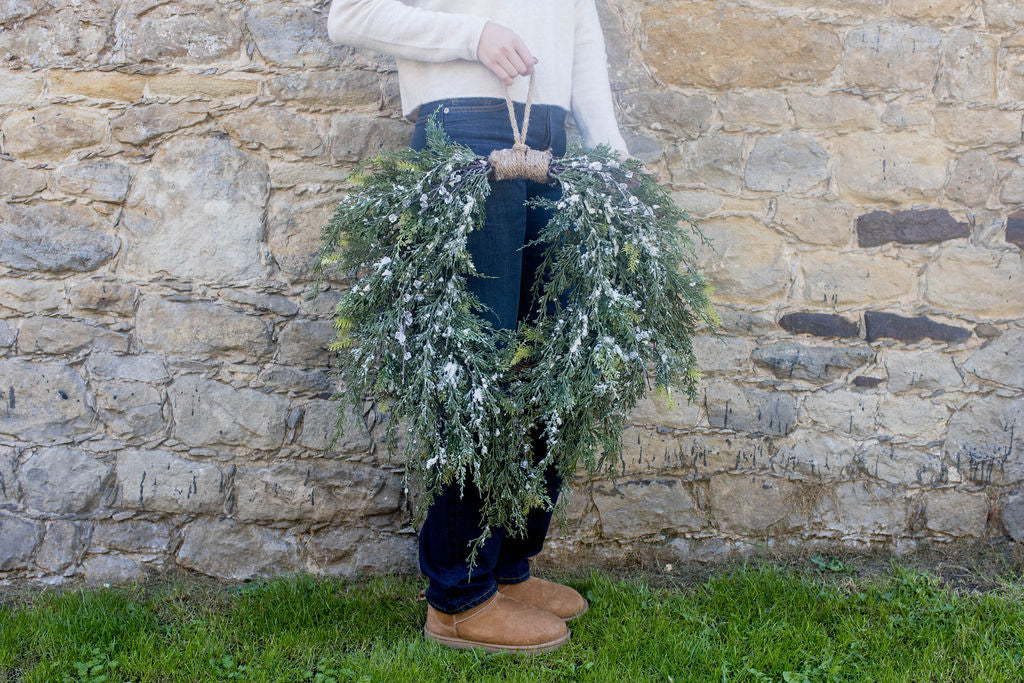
left=569, top=0, right=630, bottom=158
left=326, top=0, right=490, bottom=63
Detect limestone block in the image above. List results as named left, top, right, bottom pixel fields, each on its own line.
left=640, top=3, right=841, bottom=89
left=168, top=374, right=288, bottom=449
left=962, top=328, right=1024, bottom=389
left=20, top=446, right=113, bottom=513
left=0, top=201, right=118, bottom=273
left=704, top=381, right=798, bottom=436
left=788, top=92, right=878, bottom=131
left=667, top=132, right=745, bottom=193
left=799, top=251, right=916, bottom=307
left=1, top=105, right=107, bottom=160
left=692, top=216, right=791, bottom=305
left=709, top=473, right=803, bottom=534
left=121, top=135, right=269, bottom=283
left=176, top=516, right=301, bottom=580
left=801, top=388, right=879, bottom=438
left=120, top=1, right=239, bottom=62
left=0, top=511, right=44, bottom=571
left=745, top=132, right=829, bottom=193
left=111, top=103, right=207, bottom=145
left=0, top=278, right=64, bottom=313
left=136, top=297, right=273, bottom=359
left=842, top=22, right=941, bottom=91
left=934, top=29, right=999, bottom=103
left=232, top=460, right=401, bottom=523
left=17, top=317, right=130, bottom=355
left=855, top=441, right=945, bottom=486
left=592, top=477, right=703, bottom=539
left=881, top=349, right=964, bottom=393
left=115, top=448, right=224, bottom=514
left=922, top=488, right=989, bottom=537
left=812, top=479, right=909, bottom=536
left=0, top=358, right=93, bottom=442
left=924, top=247, right=1024, bottom=317
left=0, top=159, right=47, bottom=197
left=834, top=132, right=949, bottom=202
left=751, top=340, right=874, bottom=383
left=772, top=197, right=856, bottom=247
left=328, top=114, right=412, bottom=162
left=223, top=108, right=324, bottom=157
left=944, top=395, right=1024, bottom=485
left=55, top=159, right=131, bottom=203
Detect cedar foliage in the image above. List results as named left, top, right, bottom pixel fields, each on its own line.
left=312, top=111, right=721, bottom=571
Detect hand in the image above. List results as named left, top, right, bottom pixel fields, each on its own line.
left=476, top=20, right=538, bottom=86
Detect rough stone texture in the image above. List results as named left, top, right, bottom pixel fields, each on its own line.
left=799, top=251, right=916, bottom=306
left=704, top=381, right=798, bottom=436
left=924, top=247, right=1024, bottom=317
left=693, top=217, right=790, bottom=304
left=710, top=474, right=804, bottom=535
left=962, top=329, right=1024, bottom=388
left=116, top=449, right=225, bottom=514
left=771, top=197, right=856, bottom=247
left=137, top=297, right=273, bottom=359
left=834, top=132, right=949, bottom=202
left=2, top=0, right=1023, bottom=583
left=0, top=202, right=119, bottom=273
left=0, top=358, right=93, bottom=442
left=856, top=208, right=969, bottom=247
left=232, top=460, right=401, bottom=523
left=944, top=395, right=1024, bottom=485
left=842, top=22, right=942, bottom=91
left=922, top=489, right=989, bottom=537
left=19, top=447, right=113, bottom=514
left=176, top=517, right=300, bottom=581
left=752, top=340, right=874, bottom=383
left=592, top=478, right=704, bottom=538
left=882, top=349, right=964, bottom=393
left=745, top=132, right=829, bottom=192
left=168, top=374, right=289, bottom=449
left=640, top=4, right=841, bottom=89
left=121, top=135, right=269, bottom=283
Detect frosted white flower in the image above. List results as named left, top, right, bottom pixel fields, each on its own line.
left=442, top=360, right=459, bottom=383
left=589, top=161, right=603, bottom=171
left=388, top=213, right=399, bottom=223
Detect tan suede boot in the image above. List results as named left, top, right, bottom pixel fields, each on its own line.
left=423, top=590, right=570, bottom=654
left=497, top=576, right=589, bottom=622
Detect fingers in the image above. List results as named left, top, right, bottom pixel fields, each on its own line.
left=476, top=21, right=538, bottom=86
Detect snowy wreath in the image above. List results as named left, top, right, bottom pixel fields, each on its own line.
left=312, top=76, right=722, bottom=570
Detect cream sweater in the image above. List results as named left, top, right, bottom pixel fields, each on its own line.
left=325, top=0, right=630, bottom=157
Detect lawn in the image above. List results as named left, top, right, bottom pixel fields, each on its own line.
left=2, top=548, right=1023, bottom=682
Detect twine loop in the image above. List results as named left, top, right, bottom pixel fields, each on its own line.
left=488, top=71, right=553, bottom=184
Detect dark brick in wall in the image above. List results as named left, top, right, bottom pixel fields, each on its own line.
left=856, top=208, right=969, bottom=248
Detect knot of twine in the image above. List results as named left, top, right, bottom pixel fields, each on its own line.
left=488, top=71, right=553, bottom=184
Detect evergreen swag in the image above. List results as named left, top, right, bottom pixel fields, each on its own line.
left=312, top=109, right=722, bottom=571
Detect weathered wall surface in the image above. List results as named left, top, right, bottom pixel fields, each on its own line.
left=0, top=0, right=1022, bottom=585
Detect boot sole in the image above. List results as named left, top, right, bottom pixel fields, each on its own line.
left=562, top=598, right=590, bottom=622
left=423, top=625, right=571, bottom=654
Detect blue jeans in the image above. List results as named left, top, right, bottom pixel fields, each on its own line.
left=410, top=97, right=568, bottom=614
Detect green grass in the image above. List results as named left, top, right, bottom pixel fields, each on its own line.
left=2, top=558, right=1023, bottom=682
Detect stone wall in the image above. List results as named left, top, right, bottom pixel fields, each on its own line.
left=0, top=0, right=1022, bottom=585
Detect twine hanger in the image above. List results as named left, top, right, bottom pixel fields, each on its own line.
left=488, top=70, right=554, bottom=184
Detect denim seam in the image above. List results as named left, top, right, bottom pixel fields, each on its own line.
left=433, top=582, right=498, bottom=615
left=494, top=569, right=530, bottom=584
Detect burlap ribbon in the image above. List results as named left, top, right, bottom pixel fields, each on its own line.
left=488, top=71, right=553, bottom=184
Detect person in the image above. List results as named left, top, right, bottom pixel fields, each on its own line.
left=326, top=0, right=641, bottom=654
